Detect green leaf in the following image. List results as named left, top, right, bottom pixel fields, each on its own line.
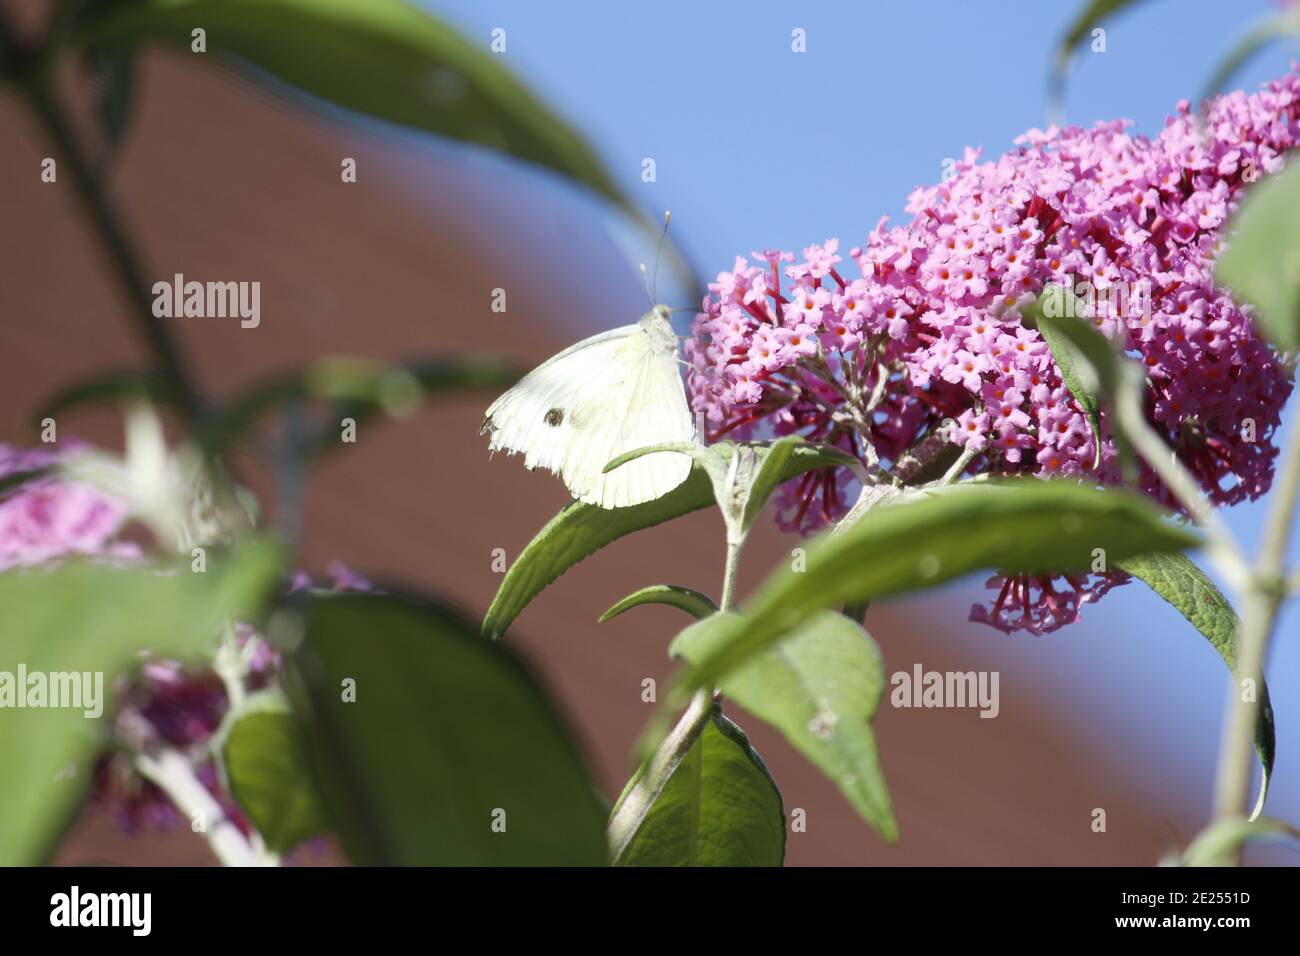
left=1024, top=292, right=1143, bottom=480
left=223, top=704, right=328, bottom=855
left=603, top=441, right=719, bottom=477
left=1217, top=162, right=1300, bottom=351
left=281, top=591, right=608, bottom=865
left=1117, top=551, right=1276, bottom=818
left=1178, top=816, right=1300, bottom=867
left=80, top=0, right=627, bottom=209
left=1202, top=9, right=1300, bottom=102
left=677, top=479, right=1198, bottom=695
left=616, top=710, right=784, bottom=867
left=199, top=355, right=517, bottom=456
left=599, top=585, right=717, bottom=624
left=742, top=436, right=855, bottom=533
left=606, top=436, right=855, bottom=536
left=672, top=610, right=896, bottom=841
left=483, top=441, right=859, bottom=638
left=1049, top=0, right=1150, bottom=115
left=0, top=540, right=283, bottom=864
left=1024, top=285, right=1106, bottom=469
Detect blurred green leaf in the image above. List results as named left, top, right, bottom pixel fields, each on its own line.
left=673, top=610, right=896, bottom=841
left=199, top=355, right=518, bottom=456
left=483, top=441, right=859, bottom=638
left=616, top=710, right=784, bottom=867
left=0, top=540, right=283, bottom=864
left=1217, top=162, right=1300, bottom=351
left=1118, top=551, right=1275, bottom=818
left=35, top=367, right=181, bottom=425
left=224, top=704, right=328, bottom=855
left=90, top=46, right=135, bottom=157
left=1178, top=815, right=1300, bottom=866
left=1202, top=9, right=1300, bottom=102
left=599, top=584, right=717, bottom=624
left=1049, top=0, right=1150, bottom=115
left=676, top=480, right=1198, bottom=696
left=80, top=0, right=627, bottom=208
left=281, top=591, right=608, bottom=865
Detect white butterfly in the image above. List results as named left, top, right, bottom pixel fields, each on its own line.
left=481, top=303, right=696, bottom=509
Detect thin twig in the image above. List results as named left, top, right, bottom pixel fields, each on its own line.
left=19, top=65, right=202, bottom=419
left=1211, top=409, right=1300, bottom=843
left=135, top=749, right=277, bottom=867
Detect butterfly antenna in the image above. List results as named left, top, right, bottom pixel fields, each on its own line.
left=651, top=210, right=671, bottom=303
left=638, top=263, right=654, bottom=307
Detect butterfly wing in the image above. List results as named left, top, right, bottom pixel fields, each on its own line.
left=560, top=333, right=694, bottom=508
left=483, top=324, right=636, bottom=475
left=482, top=318, right=694, bottom=508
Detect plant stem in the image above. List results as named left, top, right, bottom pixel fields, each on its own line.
left=135, top=749, right=277, bottom=867
left=1115, top=371, right=1250, bottom=589
left=606, top=689, right=713, bottom=862
left=606, top=522, right=745, bottom=862
left=1210, top=409, right=1300, bottom=849
left=20, top=69, right=202, bottom=420
left=719, top=533, right=743, bottom=613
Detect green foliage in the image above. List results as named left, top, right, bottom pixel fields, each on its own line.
left=483, top=441, right=857, bottom=637
left=198, top=355, right=518, bottom=457
left=1023, top=285, right=1106, bottom=468
left=617, top=710, right=784, bottom=867
left=599, top=585, right=717, bottom=624
left=1178, top=816, right=1300, bottom=867
left=0, top=540, right=283, bottom=864
left=1217, top=162, right=1300, bottom=351
left=672, top=611, right=896, bottom=841
left=281, top=591, right=608, bottom=865
left=1202, top=8, right=1300, bottom=102
left=35, top=367, right=182, bottom=425
left=1118, top=552, right=1276, bottom=816
left=675, top=480, right=1198, bottom=696
left=1027, top=288, right=1143, bottom=479
left=223, top=701, right=328, bottom=855
left=78, top=0, right=628, bottom=209
left=1050, top=0, right=1150, bottom=111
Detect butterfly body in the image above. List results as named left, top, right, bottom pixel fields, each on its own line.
left=482, top=305, right=695, bottom=509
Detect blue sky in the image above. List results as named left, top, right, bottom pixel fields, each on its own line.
left=417, top=0, right=1300, bottom=843
left=431, top=0, right=1296, bottom=292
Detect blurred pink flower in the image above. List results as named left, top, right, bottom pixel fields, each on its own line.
left=0, top=444, right=137, bottom=570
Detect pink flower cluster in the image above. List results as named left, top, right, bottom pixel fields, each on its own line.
left=0, top=444, right=137, bottom=571
left=686, top=71, right=1300, bottom=633
left=0, top=441, right=364, bottom=846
